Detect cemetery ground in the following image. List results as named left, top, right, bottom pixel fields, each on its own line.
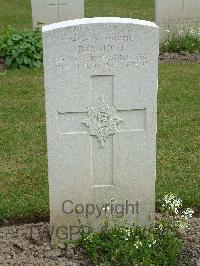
left=0, top=64, right=200, bottom=222
left=0, top=0, right=154, bottom=32
left=0, top=0, right=200, bottom=265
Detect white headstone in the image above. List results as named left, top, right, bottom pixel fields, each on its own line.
left=156, top=0, right=200, bottom=42
left=42, top=17, right=159, bottom=244
left=31, top=0, right=84, bottom=28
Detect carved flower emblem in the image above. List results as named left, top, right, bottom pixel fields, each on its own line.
left=83, top=96, right=122, bottom=147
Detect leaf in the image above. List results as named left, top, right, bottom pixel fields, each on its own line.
left=12, top=49, right=18, bottom=58
left=5, top=56, right=13, bottom=66
left=11, top=34, right=23, bottom=41
left=33, top=60, right=41, bottom=68
left=23, top=57, right=29, bottom=65
left=34, top=53, right=41, bottom=59
left=7, top=39, right=13, bottom=46
left=16, top=56, right=23, bottom=65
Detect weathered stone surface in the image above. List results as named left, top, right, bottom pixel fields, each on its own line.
left=156, top=0, right=200, bottom=42
left=42, top=17, right=159, bottom=244
left=31, top=0, right=84, bottom=28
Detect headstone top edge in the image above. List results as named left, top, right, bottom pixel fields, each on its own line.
left=42, top=17, right=158, bottom=32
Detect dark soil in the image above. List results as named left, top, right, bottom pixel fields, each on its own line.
left=0, top=219, right=199, bottom=265
left=0, top=58, right=5, bottom=69
left=182, top=218, right=200, bottom=265
left=159, top=52, right=200, bottom=64
left=0, top=222, right=87, bottom=266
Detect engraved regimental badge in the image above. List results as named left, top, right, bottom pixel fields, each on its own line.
left=83, top=95, right=122, bottom=147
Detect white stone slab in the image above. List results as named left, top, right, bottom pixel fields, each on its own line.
left=42, top=17, right=159, bottom=244
left=156, top=0, right=200, bottom=42
left=31, top=0, right=84, bottom=28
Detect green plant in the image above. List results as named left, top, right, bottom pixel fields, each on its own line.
left=0, top=27, right=42, bottom=69
left=78, top=194, right=193, bottom=265
left=161, top=29, right=200, bottom=54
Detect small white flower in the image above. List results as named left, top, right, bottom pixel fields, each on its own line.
left=102, top=206, right=110, bottom=212
left=182, top=208, right=194, bottom=219
left=125, top=229, right=131, bottom=236
left=188, top=27, right=195, bottom=36
left=174, top=208, right=179, bottom=215
left=162, top=193, right=182, bottom=214
left=134, top=240, right=142, bottom=249
left=158, top=224, right=163, bottom=231
left=178, top=25, right=184, bottom=36
left=178, top=223, right=186, bottom=230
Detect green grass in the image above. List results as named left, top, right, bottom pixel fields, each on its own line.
left=0, top=0, right=32, bottom=32
left=0, top=69, right=48, bottom=220
left=85, top=0, right=154, bottom=21
left=157, top=64, right=200, bottom=210
left=0, top=0, right=199, bottom=222
left=0, top=0, right=154, bottom=33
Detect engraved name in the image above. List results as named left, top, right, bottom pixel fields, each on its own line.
left=78, top=44, right=124, bottom=53
left=46, top=34, right=149, bottom=71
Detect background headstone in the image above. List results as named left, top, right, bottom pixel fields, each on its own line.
left=42, top=18, right=159, bottom=244
left=156, top=0, right=200, bottom=42
left=31, top=0, right=84, bottom=28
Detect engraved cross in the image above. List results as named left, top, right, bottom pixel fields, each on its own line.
left=58, top=75, right=146, bottom=188
left=49, top=0, right=67, bottom=20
